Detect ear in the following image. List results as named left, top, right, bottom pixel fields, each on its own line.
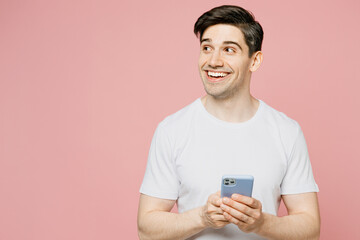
left=250, top=51, right=263, bottom=72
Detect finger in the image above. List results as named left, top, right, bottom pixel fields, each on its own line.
left=211, top=214, right=229, bottom=222
left=222, top=197, right=253, bottom=216
left=220, top=203, right=252, bottom=223
left=223, top=211, right=238, bottom=224
left=209, top=193, right=222, bottom=207
left=231, top=194, right=261, bottom=209
left=223, top=211, right=252, bottom=232
left=208, top=204, right=224, bottom=214
left=215, top=207, right=225, bottom=214
left=223, top=211, right=244, bottom=225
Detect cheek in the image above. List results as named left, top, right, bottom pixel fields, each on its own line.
left=198, top=54, right=208, bottom=66
left=198, top=61, right=205, bottom=73
left=198, top=60, right=206, bottom=70
left=231, top=62, right=249, bottom=74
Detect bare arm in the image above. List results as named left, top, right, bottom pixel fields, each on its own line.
left=137, top=192, right=229, bottom=240
left=257, top=192, right=320, bottom=240
left=221, top=192, right=320, bottom=240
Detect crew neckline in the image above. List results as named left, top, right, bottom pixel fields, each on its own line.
left=196, top=97, right=264, bottom=128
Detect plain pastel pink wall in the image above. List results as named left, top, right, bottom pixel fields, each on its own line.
left=1, top=0, right=359, bottom=239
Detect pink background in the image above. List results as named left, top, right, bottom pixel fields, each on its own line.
left=1, top=0, right=359, bottom=239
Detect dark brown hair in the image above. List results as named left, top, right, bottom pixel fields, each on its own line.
left=194, top=5, right=264, bottom=57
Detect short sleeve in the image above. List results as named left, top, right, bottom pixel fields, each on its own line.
left=280, top=126, right=319, bottom=195
left=139, top=122, right=179, bottom=200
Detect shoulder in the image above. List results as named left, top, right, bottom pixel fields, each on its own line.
left=261, top=100, right=301, bottom=133
left=157, top=98, right=200, bottom=137
left=260, top=101, right=303, bottom=153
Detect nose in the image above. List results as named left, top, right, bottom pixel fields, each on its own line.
left=208, top=50, right=223, bottom=68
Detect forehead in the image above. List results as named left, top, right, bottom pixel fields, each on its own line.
left=202, top=24, right=246, bottom=46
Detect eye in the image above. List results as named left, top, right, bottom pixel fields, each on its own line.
left=224, top=47, right=235, bottom=53
left=202, top=46, right=212, bottom=52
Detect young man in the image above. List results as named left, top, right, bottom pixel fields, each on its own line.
left=138, top=5, right=320, bottom=240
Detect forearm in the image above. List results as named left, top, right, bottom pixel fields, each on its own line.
left=138, top=206, right=207, bottom=240
left=256, top=212, right=320, bottom=240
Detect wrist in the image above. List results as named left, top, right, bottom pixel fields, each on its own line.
left=198, top=205, right=210, bottom=229
left=254, top=212, right=269, bottom=235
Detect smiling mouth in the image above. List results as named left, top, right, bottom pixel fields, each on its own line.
left=206, top=71, right=230, bottom=82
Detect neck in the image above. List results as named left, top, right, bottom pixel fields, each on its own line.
left=201, top=93, right=259, bottom=123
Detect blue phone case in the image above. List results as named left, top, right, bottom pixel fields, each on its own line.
left=221, top=175, right=254, bottom=198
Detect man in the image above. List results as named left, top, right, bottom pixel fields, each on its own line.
left=138, top=5, right=320, bottom=240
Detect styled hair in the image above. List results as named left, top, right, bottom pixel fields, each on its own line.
left=194, top=5, right=263, bottom=57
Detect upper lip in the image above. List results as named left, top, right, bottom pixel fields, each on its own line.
left=205, top=70, right=232, bottom=76
left=202, top=68, right=232, bottom=74
left=207, top=70, right=229, bottom=73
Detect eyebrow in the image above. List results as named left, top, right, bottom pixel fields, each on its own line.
left=200, top=38, right=242, bottom=50
left=223, top=41, right=242, bottom=50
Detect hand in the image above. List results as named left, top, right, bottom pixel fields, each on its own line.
left=220, top=194, right=264, bottom=233
left=201, top=191, right=229, bottom=229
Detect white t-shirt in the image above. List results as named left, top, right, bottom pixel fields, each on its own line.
left=140, top=98, right=319, bottom=240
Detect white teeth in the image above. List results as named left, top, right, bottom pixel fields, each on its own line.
left=207, top=71, right=228, bottom=77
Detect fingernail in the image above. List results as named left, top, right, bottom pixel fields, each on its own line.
left=223, top=197, right=229, bottom=203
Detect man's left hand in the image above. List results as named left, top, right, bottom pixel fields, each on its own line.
left=220, top=194, right=264, bottom=233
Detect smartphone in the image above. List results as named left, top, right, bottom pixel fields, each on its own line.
left=221, top=175, right=254, bottom=198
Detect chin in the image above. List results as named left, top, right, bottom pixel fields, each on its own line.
left=204, top=87, right=231, bottom=100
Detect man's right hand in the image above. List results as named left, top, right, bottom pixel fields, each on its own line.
left=201, top=191, right=229, bottom=229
